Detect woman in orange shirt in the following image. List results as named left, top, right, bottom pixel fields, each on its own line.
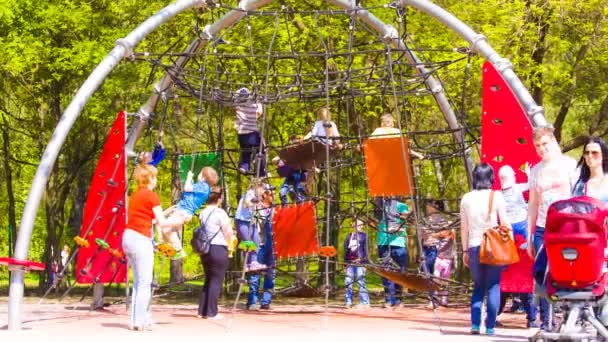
left=123, top=164, right=174, bottom=331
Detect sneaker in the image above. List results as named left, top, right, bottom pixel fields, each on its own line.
left=171, top=249, right=186, bottom=260
left=208, top=314, right=224, bottom=320
left=260, top=304, right=270, bottom=310
left=471, top=325, right=480, bottom=335
left=247, top=304, right=258, bottom=311
left=486, top=328, right=495, bottom=336
left=527, top=321, right=540, bottom=329
left=345, top=303, right=353, bottom=309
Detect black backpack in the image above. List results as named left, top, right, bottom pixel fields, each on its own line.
left=191, top=208, right=219, bottom=255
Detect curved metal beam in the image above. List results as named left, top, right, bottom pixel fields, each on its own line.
left=8, top=0, right=205, bottom=330
left=398, top=0, right=547, bottom=127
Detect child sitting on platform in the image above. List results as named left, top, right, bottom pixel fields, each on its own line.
left=158, top=166, right=219, bottom=260
left=344, top=218, right=370, bottom=309
left=303, top=106, right=342, bottom=149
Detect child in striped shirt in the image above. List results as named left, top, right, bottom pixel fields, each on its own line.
left=234, top=87, right=266, bottom=176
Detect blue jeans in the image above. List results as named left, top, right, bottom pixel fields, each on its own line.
left=279, top=180, right=306, bottom=205
left=422, top=246, right=438, bottom=274
left=238, top=131, right=265, bottom=175
left=533, top=226, right=550, bottom=326
left=247, top=220, right=275, bottom=306
left=122, top=229, right=154, bottom=328
left=236, top=219, right=260, bottom=265
left=378, top=245, right=407, bottom=305
left=345, top=265, right=369, bottom=305
left=468, top=246, right=503, bottom=330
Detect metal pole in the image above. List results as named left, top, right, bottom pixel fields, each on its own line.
left=8, top=0, right=206, bottom=330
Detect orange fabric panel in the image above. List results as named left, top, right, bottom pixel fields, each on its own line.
left=363, top=136, right=415, bottom=197
left=272, top=201, right=319, bottom=259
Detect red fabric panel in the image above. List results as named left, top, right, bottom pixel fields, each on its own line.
left=481, top=61, right=540, bottom=190
left=272, top=202, right=319, bottom=259
left=75, top=111, right=127, bottom=284
left=362, top=137, right=414, bottom=197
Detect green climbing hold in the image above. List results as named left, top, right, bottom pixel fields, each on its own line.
left=238, top=241, right=257, bottom=252
left=95, top=238, right=109, bottom=249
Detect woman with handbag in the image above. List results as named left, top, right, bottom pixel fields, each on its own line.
left=197, top=187, right=234, bottom=319
left=572, top=136, right=608, bottom=204
left=460, top=163, right=513, bottom=336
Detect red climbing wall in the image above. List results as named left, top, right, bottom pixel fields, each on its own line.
left=480, top=61, right=540, bottom=189
left=272, top=202, right=319, bottom=259
left=75, top=111, right=127, bottom=284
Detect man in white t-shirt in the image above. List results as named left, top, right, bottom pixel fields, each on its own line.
left=526, top=126, right=578, bottom=330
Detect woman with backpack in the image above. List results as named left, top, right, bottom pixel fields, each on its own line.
left=197, top=186, right=234, bottom=319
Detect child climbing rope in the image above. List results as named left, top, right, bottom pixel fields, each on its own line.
left=233, top=87, right=266, bottom=176
left=272, top=135, right=308, bottom=206
left=157, top=166, right=220, bottom=260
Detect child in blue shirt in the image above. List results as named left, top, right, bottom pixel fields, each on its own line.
left=159, top=166, right=219, bottom=259
left=344, top=218, right=370, bottom=308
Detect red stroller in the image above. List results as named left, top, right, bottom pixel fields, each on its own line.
left=532, top=196, right=608, bottom=341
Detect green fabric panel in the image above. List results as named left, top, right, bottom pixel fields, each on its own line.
left=178, top=152, right=221, bottom=184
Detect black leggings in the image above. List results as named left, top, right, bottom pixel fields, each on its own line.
left=198, top=245, right=229, bottom=317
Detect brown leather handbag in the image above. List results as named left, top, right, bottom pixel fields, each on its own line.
left=479, top=191, right=520, bottom=266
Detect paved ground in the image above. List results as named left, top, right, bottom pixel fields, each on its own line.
left=0, top=296, right=536, bottom=341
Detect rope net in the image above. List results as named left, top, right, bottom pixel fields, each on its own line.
left=120, top=1, right=478, bottom=300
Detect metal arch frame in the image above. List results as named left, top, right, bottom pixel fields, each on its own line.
left=9, top=0, right=545, bottom=330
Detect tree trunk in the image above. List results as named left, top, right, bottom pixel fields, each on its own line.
left=1, top=122, right=17, bottom=257
left=553, top=44, right=590, bottom=142
left=527, top=0, right=550, bottom=106
left=68, top=175, right=88, bottom=237
left=433, top=159, right=448, bottom=211
left=169, top=155, right=184, bottom=284
left=41, top=194, right=58, bottom=293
